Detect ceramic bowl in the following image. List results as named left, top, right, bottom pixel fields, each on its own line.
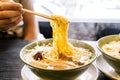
left=20, top=39, right=97, bottom=80
left=97, top=34, right=120, bottom=74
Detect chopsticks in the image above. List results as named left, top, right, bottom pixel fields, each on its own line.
left=22, top=8, right=53, bottom=20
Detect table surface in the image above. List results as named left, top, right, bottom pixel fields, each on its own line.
left=0, top=39, right=112, bottom=80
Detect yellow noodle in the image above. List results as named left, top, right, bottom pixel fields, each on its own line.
left=49, top=15, right=75, bottom=59
left=24, top=15, right=93, bottom=69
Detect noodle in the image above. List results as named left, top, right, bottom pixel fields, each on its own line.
left=49, top=15, right=75, bottom=59
left=24, top=15, right=92, bottom=70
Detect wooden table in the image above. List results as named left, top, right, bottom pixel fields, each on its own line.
left=0, top=39, right=112, bottom=80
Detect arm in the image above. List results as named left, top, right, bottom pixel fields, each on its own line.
left=20, top=0, right=39, bottom=40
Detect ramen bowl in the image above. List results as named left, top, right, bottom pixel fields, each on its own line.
left=97, top=34, right=120, bottom=74
left=20, top=39, right=97, bottom=80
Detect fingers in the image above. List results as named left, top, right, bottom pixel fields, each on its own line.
left=0, top=16, right=23, bottom=30
left=0, top=15, right=22, bottom=25
left=0, top=2, right=22, bottom=10
left=0, top=2, right=23, bottom=19
left=0, top=10, right=22, bottom=19
left=0, top=1, right=23, bottom=30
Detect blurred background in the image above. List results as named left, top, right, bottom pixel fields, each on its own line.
left=33, top=0, right=120, bottom=40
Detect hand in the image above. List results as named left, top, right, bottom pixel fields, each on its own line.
left=0, top=2, right=23, bottom=31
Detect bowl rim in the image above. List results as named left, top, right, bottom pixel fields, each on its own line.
left=20, top=39, right=97, bottom=71
left=97, top=34, right=120, bottom=60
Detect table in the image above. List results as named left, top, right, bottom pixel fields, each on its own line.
left=0, top=39, right=112, bottom=80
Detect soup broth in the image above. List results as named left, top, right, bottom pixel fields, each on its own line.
left=24, top=43, right=92, bottom=70
left=102, top=41, right=120, bottom=59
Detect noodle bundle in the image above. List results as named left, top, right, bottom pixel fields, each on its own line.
left=24, top=15, right=92, bottom=70
left=49, top=15, right=76, bottom=59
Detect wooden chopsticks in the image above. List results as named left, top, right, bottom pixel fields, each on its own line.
left=22, top=8, right=53, bottom=20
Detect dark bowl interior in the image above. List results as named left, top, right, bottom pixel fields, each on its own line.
left=20, top=39, right=97, bottom=80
